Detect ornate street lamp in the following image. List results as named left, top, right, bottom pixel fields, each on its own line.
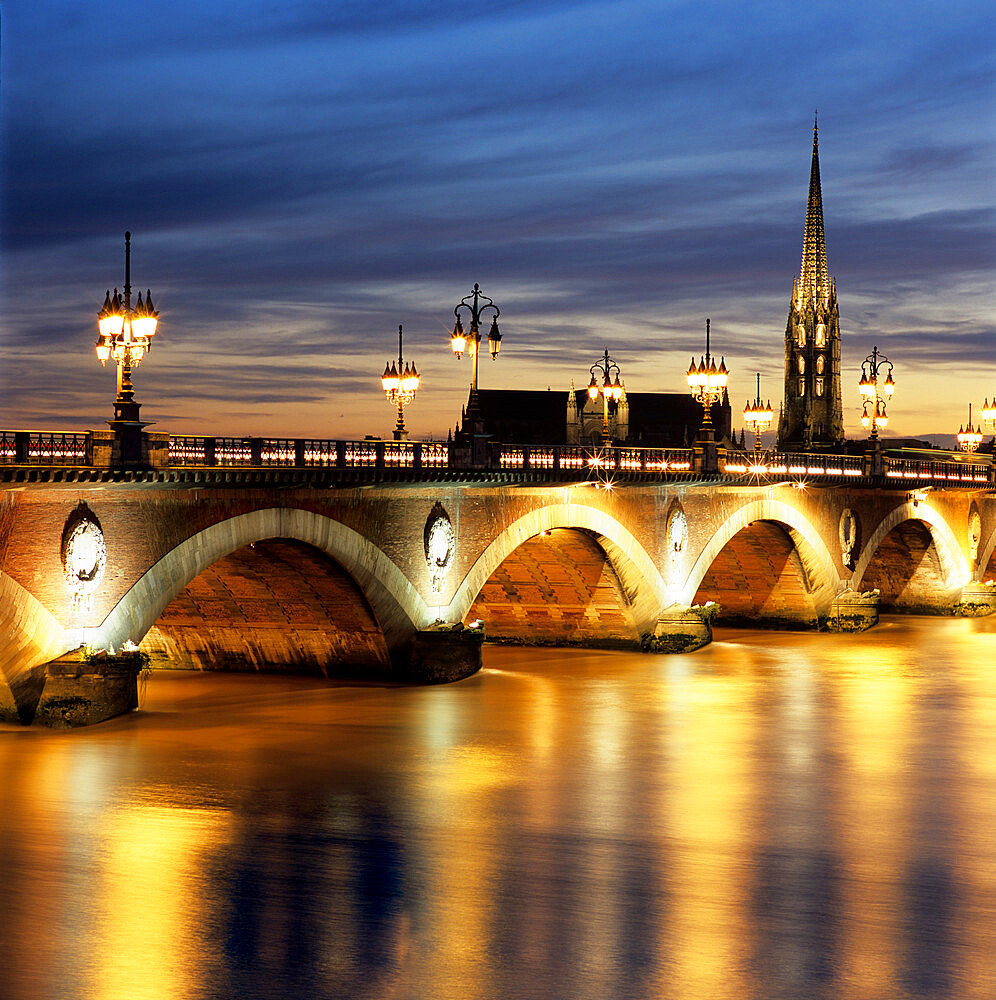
left=380, top=325, right=420, bottom=440
left=686, top=318, right=729, bottom=433
left=956, top=403, right=983, bottom=453
left=450, top=283, right=502, bottom=418
left=858, top=346, right=895, bottom=440
left=586, top=349, right=624, bottom=446
left=743, top=372, right=773, bottom=456
left=95, top=231, right=159, bottom=425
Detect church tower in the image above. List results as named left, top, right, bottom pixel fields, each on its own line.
left=777, top=118, right=845, bottom=450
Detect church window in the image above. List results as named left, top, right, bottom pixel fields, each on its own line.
left=797, top=356, right=805, bottom=374
left=816, top=354, right=825, bottom=374
left=796, top=324, right=806, bottom=347
left=798, top=377, right=805, bottom=397
left=816, top=377, right=824, bottom=397
left=816, top=323, right=826, bottom=347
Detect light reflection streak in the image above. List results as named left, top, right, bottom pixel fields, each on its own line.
left=659, top=644, right=759, bottom=997
left=831, top=641, right=911, bottom=998
left=89, top=805, right=234, bottom=1000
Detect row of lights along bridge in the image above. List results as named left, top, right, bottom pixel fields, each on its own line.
left=94, top=233, right=995, bottom=454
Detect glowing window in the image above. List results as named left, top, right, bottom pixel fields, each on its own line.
left=797, top=356, right=805, bottom=374
left=796, top=324, right=806, bottom=347
left=816, top=377, right=824, bottom=397
left=798, top=377, right=805, bottom=397
left=816, top=354, right=825, bottom=374
left=816, top=323, right=826, bottom=347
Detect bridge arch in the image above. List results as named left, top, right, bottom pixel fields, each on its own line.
left=851, top=501, right=970, bottom=594
left=681, top=497, right=841, bottom=612
left=978, top=524, right=996, bottom=582
left=92, top=508, right=432, bottom=662
left=0, top=569, right=75, bottom=722
left=445, top=501, right=667, bottom=637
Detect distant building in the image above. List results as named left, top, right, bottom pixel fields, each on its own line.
left=467, top=385, right=731, bottom=447
left=777, top=118, right=845, bottom=451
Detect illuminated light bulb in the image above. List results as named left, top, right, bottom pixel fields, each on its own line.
left=487, top=318, right=502, bottom=358
left=451, top=317, right=467, bottom=356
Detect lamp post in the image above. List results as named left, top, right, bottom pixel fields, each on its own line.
left=450, top=283, right=502, bottom=422
left=95, top=232, right=160, bottom=425
left=956, top=403, right=983, bottom=453
left=858, top=346, right=895, bottom=441
left=743, top=373, right=773, bottom=456
left=586, top=349, right=623, bottom=446
left=94, top=232, right=160, bottom=466
left=380, top=325, right=420, bottom=440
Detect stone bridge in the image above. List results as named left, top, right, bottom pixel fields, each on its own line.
left=1, top=437, right=993, bottom=725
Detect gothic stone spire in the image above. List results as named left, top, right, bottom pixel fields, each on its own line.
left=799, top=113, right=829, bottom=295
left=777, top=115, right=845, bottom=451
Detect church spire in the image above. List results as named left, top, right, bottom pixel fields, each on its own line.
left=799, top=112, right=829, bottom=295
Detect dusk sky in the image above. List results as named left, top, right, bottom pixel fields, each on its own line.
left=2, top=1, right=993, bottom=443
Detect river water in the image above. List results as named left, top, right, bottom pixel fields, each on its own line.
left=1, top=616, right=994, bottom=1000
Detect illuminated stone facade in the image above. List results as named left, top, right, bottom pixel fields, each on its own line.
left=778, top=120, right=845, bottom=450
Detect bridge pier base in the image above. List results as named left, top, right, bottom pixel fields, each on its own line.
left=821, top=590, right=880, bottom=633
left=31, top=650, right=142, bottom=728
left=644, top=603, right=717, bottom=654
left=406, top=624, right=485, bottom=683
left=953, top=583, right=996, bottom=618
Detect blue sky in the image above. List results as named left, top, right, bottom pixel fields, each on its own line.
left=2, top=0, right=994, bottom=441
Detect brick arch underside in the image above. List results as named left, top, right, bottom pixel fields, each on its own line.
left=0, top=570, right=73, bottom=723
left=980, top=527, right=996, bottom=582
left=141, top=539, right=391, bottom=675
left=859, top=520, right=955, bottom=613
left=692, top=520, right=821, bottom=628
left=465, top=528, right=641, bottom=649
left=95, top=508, right=429, bottom=669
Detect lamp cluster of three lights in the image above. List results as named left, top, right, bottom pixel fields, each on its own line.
left=686, top=355, right=729, bottom=404
left=450, top=283, right=502, bottom=363
left=95, top=288, right=159, bottom=366
left=381, top=350, right=420, bottom=404
left=858, top=346, right=895, bottom=436
left=94, top=232, right=159, bottom=369
left=743, top=373, right=773, bottom=453
left=588, top=370, right=622, bottom=403
left=451, top=321, right=501, bottom=361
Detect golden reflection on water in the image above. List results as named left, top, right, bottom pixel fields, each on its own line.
left=90, top=805, right=233, bottom=1000
left=832, top=639, right=912, bottom=998
left=1, top=616, right=994, bottom=999
left=658, top=640, right=760, bottom=997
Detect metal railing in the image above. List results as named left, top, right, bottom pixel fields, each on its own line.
left=723, top=450, right=865, bottom=478
left=494, top=444, right=693, bottom=475
left=2, top=429, right=992, bottom=486
left=885, top=455, right=990, bottom=484
left=166, top=435, right=450, bottom=471
left=0, top=430, right=92, bottom=465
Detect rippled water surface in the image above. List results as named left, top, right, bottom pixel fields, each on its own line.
left=2, top=616, right=995, bottom=1000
